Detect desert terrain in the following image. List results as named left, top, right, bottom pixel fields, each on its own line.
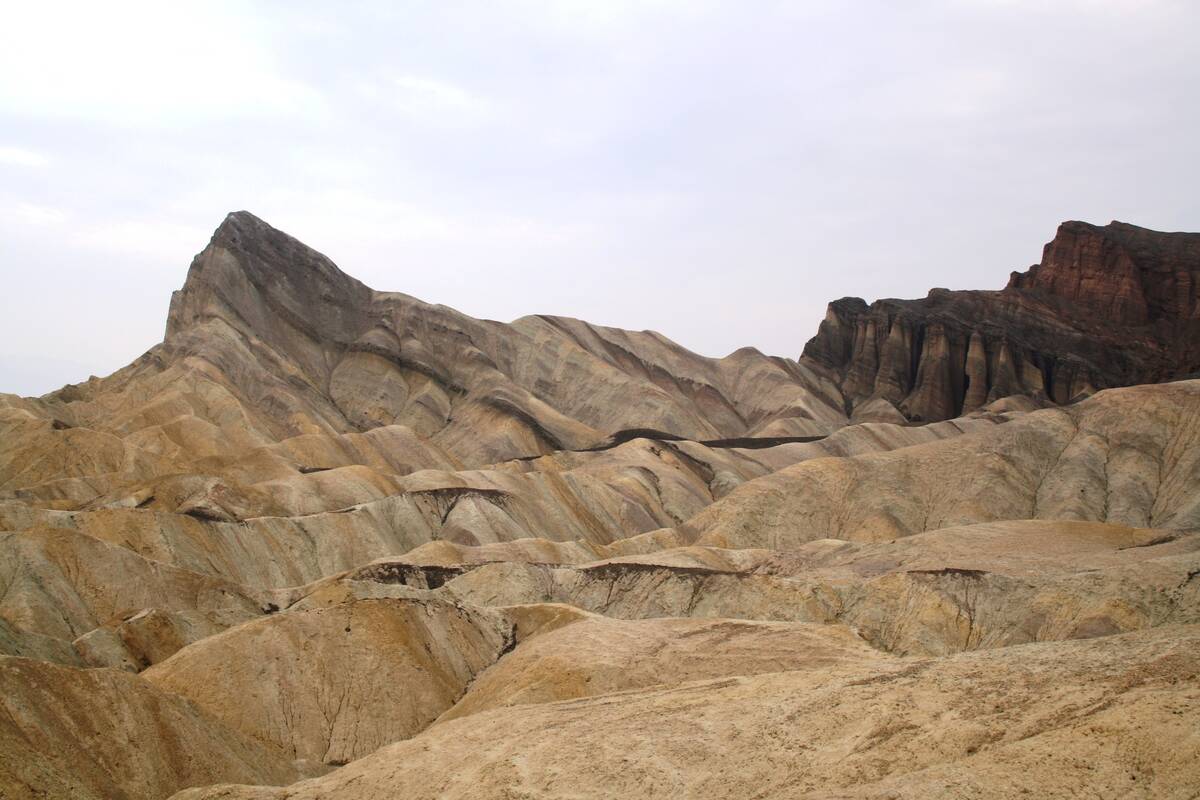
left=2, top=213, right=1198, bottom=799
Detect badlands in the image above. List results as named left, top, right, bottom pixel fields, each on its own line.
left=1, top=212, right=1198, bottom=799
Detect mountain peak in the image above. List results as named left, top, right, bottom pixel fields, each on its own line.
left=211, top=209, right=272, bottom=243
left=165, top=212, right=373, bottom=344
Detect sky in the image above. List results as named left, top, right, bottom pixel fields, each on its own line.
left=1, top=0, right=1198, bottom=397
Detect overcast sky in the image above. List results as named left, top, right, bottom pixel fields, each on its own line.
left=2, top=0, right=1198, bottom=396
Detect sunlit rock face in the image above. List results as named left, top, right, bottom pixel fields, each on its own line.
left=2, top=213, right=1200, bottom=800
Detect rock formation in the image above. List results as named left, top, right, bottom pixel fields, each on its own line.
left=801, top=220, right=1200, bottom=422
left=1, top=212, right=1198, bottom=799
left=680, top=379, right=1200, bottom=548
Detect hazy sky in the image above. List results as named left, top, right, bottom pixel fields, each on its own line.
left=2, top=0, right=1198, bottom=396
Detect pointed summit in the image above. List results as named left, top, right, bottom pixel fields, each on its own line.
left=166, top=211, right=373, bottom=343
left=202, top=210, right=366, bottom=297
left=205, top=210, right=291, bottom=257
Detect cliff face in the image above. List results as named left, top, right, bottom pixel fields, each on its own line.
left=801, top=221, right=1200, bottom=422
left=1008, top=220, right=1200, bottom=323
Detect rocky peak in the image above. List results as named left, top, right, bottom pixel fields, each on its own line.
left=166, top=211, right=374, bottom=345
left=210, top=209, right=276, bottom=246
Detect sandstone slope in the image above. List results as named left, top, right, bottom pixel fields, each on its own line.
left=169, top=624, right=1200, bottom=800
left=0, top=656, right=304, bottom=800
left=144, top=599, right=513, bottom=766
left=682, top=379, right=1200, bottom=549
left=438, top=615, right=889, bottom=721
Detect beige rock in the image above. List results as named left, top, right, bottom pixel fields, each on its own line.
left=428, top=521, right=1200, bottom=656
left=684, top=380, right=1200, bottom=549
left=440, top=615, right=888, bottom=721
left=0, top=526, right=265, bottom=652
left=0, top=656, right=304, bottom=800
left=168, top=625, right=1200, bottom=800
left=4, top=213, right=1200, bottom=800
left=0, top=617, right=82, bottom=666
left=144, top=599, right=513, bottom=766
left=0, top=212, right=850, bottom=522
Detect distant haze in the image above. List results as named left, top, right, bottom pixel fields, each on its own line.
left=1, top=0, right=1197, bottom=397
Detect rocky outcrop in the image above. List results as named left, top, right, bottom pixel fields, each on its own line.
left=156, top=211, right=848, bottom=460
left=1007, top=220, right=1200, bottom=324
left=802, top=221, right=1200, bottom=422
left=293, top=519, right=1200, bottom=658
left=0, top=211, right=851, bottom=520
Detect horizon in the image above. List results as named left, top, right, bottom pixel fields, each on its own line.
left=2, top=1, right=1198, bottom=395
left=0, top=205, right=1179, bottom=398
left=3, top=207, right=1177, bottom=400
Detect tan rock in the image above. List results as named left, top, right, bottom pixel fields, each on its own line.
left=0, top=656, right=304, bottom=800
left=0, top=526, right=265, bottom=649
left=684, top=380, right=1200, bottom=549
left=144, top=598, right=513, bottom=766
left=440, top=615, right=887, bottom=721
left=168, top=625, right=1200, bottom=800
left=3, top=212, right=1200, bottom=800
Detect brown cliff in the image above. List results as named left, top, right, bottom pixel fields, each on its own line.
left=801, top=220, right=1200, bottom=422
left=1008, top=220, right=1200, bottom=323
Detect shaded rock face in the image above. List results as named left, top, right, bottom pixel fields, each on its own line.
left=802, top=221, right=1200, bottom=422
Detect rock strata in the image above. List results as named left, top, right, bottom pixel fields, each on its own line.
left=802, top=220, right=1200, bottom=421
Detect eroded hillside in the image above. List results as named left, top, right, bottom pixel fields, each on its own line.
left=1, top=214, right=1198, bottom=799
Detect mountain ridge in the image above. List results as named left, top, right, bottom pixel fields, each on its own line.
left=3, top=211, right=1200, bottom=799
left=59, top=211, right=1200, bottom=440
